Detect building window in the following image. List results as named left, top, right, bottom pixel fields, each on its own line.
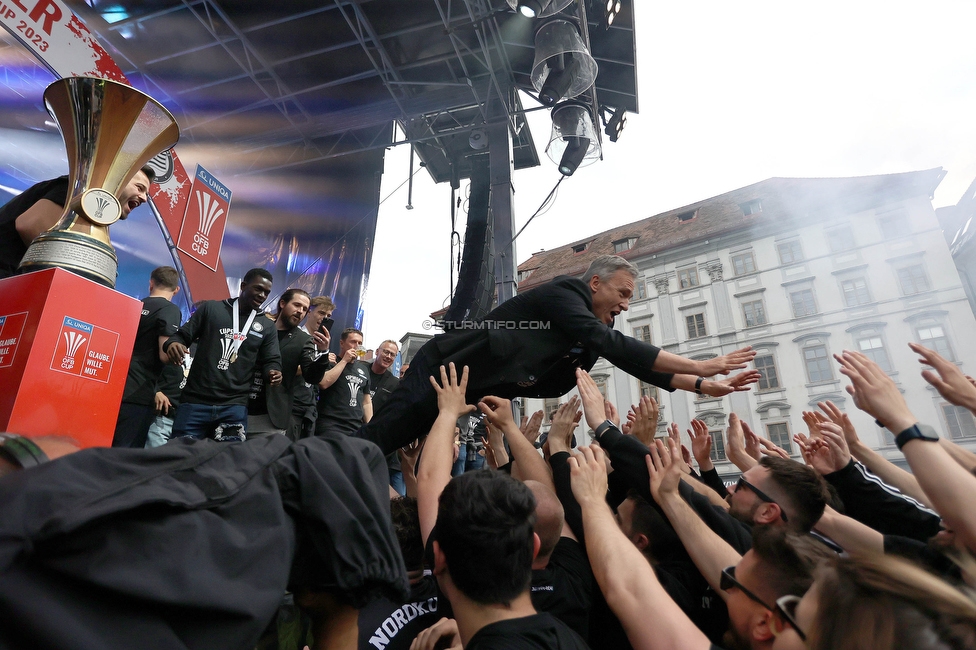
left=742, top=300, right=767, bottom=327
left=686, top=313, right=707, bottom=339
left=544, top=398, right=561, bottom=424
left=677, top=209, right=697, bottom=222
left=709, top=430, right=727, bottom=462
left=777, top=240, right=803, bottom=265
left=638, top=380, right=659, bottom=402
left=803, top=344, right=833, bottom=383
left=678, top=267, right=700, bottom=289
left=826, top=226, right=855, bottom=253
left=572, top=243, right=588, bottom=253
left=613, top=237, right=638, bottom=253
left=856, top=335, right=892, bottom=372
left=943, top=404, right=976, bottom=440
left=634, top=324, right=651, bottom=344
left=517, top=269, right=534, bottom=282
left=754, top=354, right=780, bottom=390
left=740, top=199, right=762, bottom=216
left=841, top=278, right=871, bottom=307
left=635, top=280, right=646, bottom=300
left=731, top=251, right=757, bottom=276
left=897, top=265, right=930, bottom=295
left=766, top=423, right=792, bottom=454
left=917, top=325, right=954, bottom=361
left=790, top=289, right=817, bottom=318
left=879, top=212, right=910, bottom=240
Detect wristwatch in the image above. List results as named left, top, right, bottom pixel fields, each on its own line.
left=695, top=377, right=705, bottom=395
left=894, top=423, right=939, bottom=451
left=593, top=419, right=616, bottom=439
left=0, top=433, right=49, bottom=469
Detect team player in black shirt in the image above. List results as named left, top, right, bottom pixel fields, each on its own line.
left=315, top=327, right=373, bottom=437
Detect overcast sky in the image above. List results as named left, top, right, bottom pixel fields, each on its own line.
left=360, top=0, right=976, bottom=347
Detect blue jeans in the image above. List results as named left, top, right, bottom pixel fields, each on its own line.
left=173, top=403, right=248, bottom=441
left=389, top=470, right=405, bottom=496
left=146, top=414, right=175, bottom=448
left=452, top=442, right=486, bottom=476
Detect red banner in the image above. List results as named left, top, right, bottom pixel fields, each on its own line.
left=177, top=165, right=231, bottom=272
left=0, top=0, right=230, bottom=302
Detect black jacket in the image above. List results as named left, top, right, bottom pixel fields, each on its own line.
left=0, top=436, right=408, bottom=650
left=262, top=326, right=331, bottom=429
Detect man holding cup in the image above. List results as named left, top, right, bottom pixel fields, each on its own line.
left=314, top=327, right=373, bottom=438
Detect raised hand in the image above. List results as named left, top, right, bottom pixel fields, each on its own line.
left=911, top=342, right=976, bottom=412
left=741, top=420, right=762, bottom=461
left=430, top=363, right=476, bottom=419
left=549, top=396, right=582, bottom=453
left=520, top=410, right=544, bottom=445
left=700, top=369, right=762, bottom=396
left=628, top=395, right=658, bottom=447
left=818, top=400, right=861, bottom=450
left=577, top=368, right=610, bottom=431
left=605, top=399, right=620, bottom=428
left=646, top=437, right=683, bottom=503
left=478, top=395, right=517, bottom=432
left=802, top=410, right=827, bottom=440
left=568, top=443, right=610, bottom=506
left=688, top=419, right=714, bottom=471
left=835, top=350, right=916, bottom=432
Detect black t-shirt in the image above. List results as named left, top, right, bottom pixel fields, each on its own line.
left=531, top=538, right=593, bottom=639
left=0, top=176, right=68, bottom=278
left=121, top=296, right=182, bottom=406
left=165, top=299, right=281, bottom=406
left=357, top=574, right=443, bottom=650
left=156, top=358, right=187, bottom=409
left=466, top=612, right=590, bottom=650
left=368, top=367, right=399, bottom=414
left=317, top=359, right=371, bottom=435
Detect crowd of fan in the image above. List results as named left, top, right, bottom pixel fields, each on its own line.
left=357, top=342, right=976, bottom=650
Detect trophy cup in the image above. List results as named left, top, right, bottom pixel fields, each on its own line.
left=18, top=77, right=180, bottom=288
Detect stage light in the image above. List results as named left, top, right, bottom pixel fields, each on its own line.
left=604, top=107, right=627, bottom=142
left=531, top=19, right=598, bottom=106
left=603, top=0, right=622, bottom=29
left=507, top=0, right=573, bottom=18
left=547, top=101, right=601, bottom=177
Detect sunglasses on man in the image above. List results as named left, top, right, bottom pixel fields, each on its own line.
left=734, top=476, right=788, bottom=522
left=719, top=566, right=807, bottom=641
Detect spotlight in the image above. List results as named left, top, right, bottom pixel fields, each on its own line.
left=604, top=108, right=627, bottom=142
left=546, top=101, right=602, bottom=177
left=507, top=0, right=573, bottom=18
left=603, top=0, right=622, bottom=29
left=531, top=20, right=598, bottom=105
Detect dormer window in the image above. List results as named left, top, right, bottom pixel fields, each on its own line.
left=740, top=199, right=762, bottom=216
left=613, top=237, right=638, bottom=253
left=572, top=243, right=588, bottom=253
left=677, top=209, right=697, bottom=223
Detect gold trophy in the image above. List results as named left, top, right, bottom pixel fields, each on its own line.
left=18, top=77, right=180, bottom=288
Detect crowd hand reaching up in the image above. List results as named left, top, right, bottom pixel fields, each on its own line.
left=604, top=399, right=620, bottom=428
left=409, top=618, right=461, bottom=650
left=478, top=395, right=518, bottom=434
left=741, top=420, right=762, bottom=461
left=576, top=368, right=611, bottom=431
left=646, top=437, right=684, bottom=504
left=484, top=421, right=510, bottom=468
left=568, top=443, right=610, bottom=508
left=698, top=346, right=756, bottom=376
left=724, top=413, right=758, bottom=472
left=802, top=410, right=828, bottom=440
left=519, top=410, right=544, bottom=445
left=665, top=422, right=692, bottom=474
left=700, top=369, right=762, bottom=397
left=429, top=363, right=476, bottom=420
left=548, top=396, right=582, bottom=454
left=757, top=436, right=790, bottom=459
left=398, top=439, right=423, bottom=477
left=911, top=342, right=976, bottom=413
left=818, top=400, right=862, bottom=450
left=627, top=396, right=658, bottom=447
left=835, top=350, right=917, bottom=432
left=801, top=421, right=851, bottom=475
left=688, top=419, right=714, bottom=472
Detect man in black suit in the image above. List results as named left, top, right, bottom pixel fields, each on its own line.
left=361, top=255, right=759, bottom=455
left=247, top=289, right=332, bottom=440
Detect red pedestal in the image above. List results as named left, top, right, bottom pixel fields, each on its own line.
left=0, top=268, right=141, bottom=447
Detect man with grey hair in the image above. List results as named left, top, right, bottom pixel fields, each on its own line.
left=359, top=254, right=758, bottom=455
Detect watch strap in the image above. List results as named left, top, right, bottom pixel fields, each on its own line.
left=695, top=376, right=705, bottom=395
left=593, top=419, right=615, bottom=439
left=0, top=434, right=49, bottom=469
left=894, top=423, right=939, bottom=451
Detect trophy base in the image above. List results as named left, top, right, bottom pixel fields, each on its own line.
left=19, top=230, right=118, bottom=289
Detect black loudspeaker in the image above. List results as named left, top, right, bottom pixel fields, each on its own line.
left=443, top=154, right=494, bottom=326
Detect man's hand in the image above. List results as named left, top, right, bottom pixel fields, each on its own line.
left=311, top=330, right=330, bottom=352
left=268, top=369, right=282, bottom=386
left=699, top=369, right=761, bottom=396
left=398, top=439, right=423, bottom=478
left=520, top=410, right=544, bottom=444
left=576, top=368, right=609, bottom=431
left=802, top=421, right=851, bottom=475
left=802, top=410, right=827, bottom=440
left=688, top=419, right=713, bottom=471
left=568, top=443, right=609, bottom=506
left=154, top=391, right=171, bottom=416
left=430, top=363, right=476, bottom=420
left=548, top=396, right=582, bottom=454
left=479, top=396, right=517, bottom=432
left=647, top=437, right=683, bottom=504
left=758, top=437, right=790, bottom=459
left=835, top=350, right=916, bottom=432
left=818, top=400, right=862, bottom=450
left=741, top=420, right=762, bottom=461
left=341, top=348, right=358, bottom=364
left=166, top=341, right=188, bottom=366
left=911, top=342, right=976, bottom=412
left=725, top=413, right=758, bottom=471
left=628, top=396, right=658, bottom=447
left=327, top=352, right=337, bottom=364
left=698, top=346, right=756, bottom=376
left=409, top=618, right=461, bottom=650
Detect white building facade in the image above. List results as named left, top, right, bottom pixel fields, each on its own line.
left=520, top=169, right=976, bottom=480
